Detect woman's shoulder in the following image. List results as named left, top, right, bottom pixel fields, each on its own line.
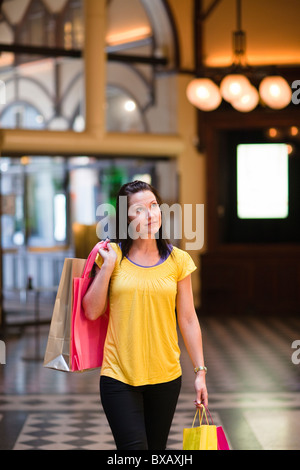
left=109, top=241, right=121, bottom=253
left=171, top=245, right=189, bottom=259
left=170, top=246, right=197, bottom=280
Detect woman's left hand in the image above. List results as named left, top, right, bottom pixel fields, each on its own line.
left=194, top=372, right=208, bottom=408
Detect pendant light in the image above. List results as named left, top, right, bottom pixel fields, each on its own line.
left=231, top=85, right=259, bottom=112
left=259, top=76, right=292, bottom=109
left=186, top=78, right=222, bottom=111
left=220, top=74, right=252, bottom=103
left=186, top=0, right=292, bottom=112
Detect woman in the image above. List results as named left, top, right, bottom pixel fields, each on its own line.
left=82, top=180, right=208, bottom=450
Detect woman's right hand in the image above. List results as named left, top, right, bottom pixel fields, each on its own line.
left=98, top=240, right=117, bottom=272
left=83, top=240, right=116, bottom=320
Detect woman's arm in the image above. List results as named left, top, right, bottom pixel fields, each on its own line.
left=176, top=274, right=208, bottom=407
left=82, top=242, right=117, bottom=321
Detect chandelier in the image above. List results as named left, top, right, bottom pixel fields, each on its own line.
left=186, top=0, right=292, bottom=112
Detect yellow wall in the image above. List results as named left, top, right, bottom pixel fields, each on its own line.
left=168, top=0, right=195, bottom=71
left=168, top=0, right=206, bottom=307
left=176, top=74, right=206, bottom=307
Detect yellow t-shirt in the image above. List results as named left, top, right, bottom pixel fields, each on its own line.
left=95, top=242, right=197, bottom=386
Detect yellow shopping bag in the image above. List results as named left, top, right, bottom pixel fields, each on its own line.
left=183, top=405, right=217, bottom=450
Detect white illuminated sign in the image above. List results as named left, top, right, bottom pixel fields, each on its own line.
left=237, top=143, right=289, bottom=219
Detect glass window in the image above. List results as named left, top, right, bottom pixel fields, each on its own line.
left=0, top=0, right=179, bottom=133
left=1, top=155, right=179, bottom=318
left=1, top=155, right=179, bottom=249
left=0, top=56, right=84, bottom=130
left=0, top=102, right=46, bottom=129
left=1, top=157, right=68, bottom=249
left=0, top=0, right=84, bottom=131
left=105, top=0, right=179, bottom=134
left=106, top=85, right=147, bottom=133
left=1, top=0, right=83, bottom=49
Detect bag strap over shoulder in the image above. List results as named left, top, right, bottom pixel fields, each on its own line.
left=82, top=240, right=108, bottom=279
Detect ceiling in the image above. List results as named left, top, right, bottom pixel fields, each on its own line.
left=202, top=0, right=300, bottom=67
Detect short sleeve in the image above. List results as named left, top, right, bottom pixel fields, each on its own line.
left=177, top=249, right=197, bottom=281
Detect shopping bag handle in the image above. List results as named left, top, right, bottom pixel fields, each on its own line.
left=203, top=405, right=214, bottom=425
left=192, top=404, right=214, bottom=427
left=82, top=240, right=108, bottom=279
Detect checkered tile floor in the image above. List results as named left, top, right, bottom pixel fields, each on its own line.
left=1, top=393, right=232, bottom=450
left=13, top=412, right=113, bottom=450
left=1, top=314, right=300, bottom=450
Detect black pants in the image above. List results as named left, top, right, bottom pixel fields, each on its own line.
left=100, top=375, right=181, bottom=450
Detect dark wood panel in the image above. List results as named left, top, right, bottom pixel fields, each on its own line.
left=200, top=252, right=300, bottom=315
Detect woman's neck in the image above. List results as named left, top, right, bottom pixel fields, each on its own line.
left=129, top=238, right=158, bottom=254
left=128, top=238, right=160, bottom=265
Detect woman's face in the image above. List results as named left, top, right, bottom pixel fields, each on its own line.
left=127, top=190, right=161, bottom=239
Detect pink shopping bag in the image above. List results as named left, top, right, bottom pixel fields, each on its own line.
left=71, top=240, right=110, bottom=371
left=217, top=426, right=230, bottom=450
left=202, top=406, right=231, bottom=450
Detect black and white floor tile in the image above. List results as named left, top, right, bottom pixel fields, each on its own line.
left=13, top=412, right=113, bottom=450
left=1, top=314, right=300, bottom=450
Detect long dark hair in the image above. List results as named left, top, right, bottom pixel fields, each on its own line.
left=115, top=180, right=173, bottom=261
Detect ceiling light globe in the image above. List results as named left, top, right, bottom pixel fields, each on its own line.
left=124, top=100, right=136, bottom=112
left=186, top=78, right=222, bottom=111
left=231, top=85, right=259, bottom=112
left=259, top=76, right=292, bottom=109
left=220, top=74, right=252, bottom=102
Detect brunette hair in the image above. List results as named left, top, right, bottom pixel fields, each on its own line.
left=115, top=180, right=173, bottom=261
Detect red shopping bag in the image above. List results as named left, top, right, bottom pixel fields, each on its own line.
left=71, top=240, right=109, bottom=371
